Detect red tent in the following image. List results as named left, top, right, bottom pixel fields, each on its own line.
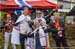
left=0, top=4, right=4, bottom=9
left=2, top=0, right=60, bottom=8
left=2, top=0, right=18, bottom=8
left=27, top=0, right=60, bottom=8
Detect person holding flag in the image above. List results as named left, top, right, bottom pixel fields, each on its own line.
left=49, top=12, right=69, bottom=49
left=34, top=10, right=50, bottom=49
left=31, top=19, right=47, bottom=49
left=11, top=7, right=32, bottom=49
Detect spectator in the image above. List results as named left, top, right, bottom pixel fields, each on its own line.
left=3, top=14, right=16, bottom=49
left=49, top=12, right=69, bottom=49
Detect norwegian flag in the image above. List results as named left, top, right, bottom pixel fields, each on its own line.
left=15, top=0, right=32, bottom=8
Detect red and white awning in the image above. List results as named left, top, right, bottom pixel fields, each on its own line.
left=0, top=0, right=60, bottom=9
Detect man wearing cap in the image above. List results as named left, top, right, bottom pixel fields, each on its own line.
left=49, top=12, right=69, bottom=49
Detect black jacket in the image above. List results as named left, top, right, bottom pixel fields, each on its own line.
left=44, top=9, right=57, bottom=24
left=49, top=19, right=66, bottom=39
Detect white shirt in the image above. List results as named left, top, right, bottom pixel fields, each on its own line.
left=32, top=26, right=46, bottom=46
left=34, top=17, right=46, bottom=25
left=16, top=14, right=31, bottom=34
left=39, top=26, right=46, bottom=46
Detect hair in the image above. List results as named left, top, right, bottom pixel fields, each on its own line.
left=38, top=19, right=41, bottom=23
left=53, top=12, right=60, bottom=16
left=23, top=7, right=29, bottom=11
left=34, top=19, right=41, bottom=24
left=4, top=13, right=12, bottom=20
left=4, top=14, right=8, bottom=20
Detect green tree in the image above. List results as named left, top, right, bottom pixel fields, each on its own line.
left=0, top=11, right=7, bottom=20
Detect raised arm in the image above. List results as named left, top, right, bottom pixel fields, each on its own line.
left=44, top=9, right=57, bottom=24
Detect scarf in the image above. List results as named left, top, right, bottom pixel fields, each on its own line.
left=54, top=20, right=63, bottom=37
left=54, top=20, right=61, bottom=30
